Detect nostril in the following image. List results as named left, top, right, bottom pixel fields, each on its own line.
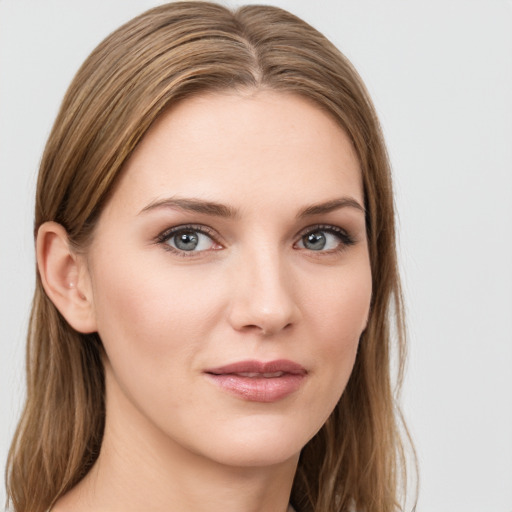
left=243, top=324, right=262, bottom=331
left=240, top=321, right=294, bottom=336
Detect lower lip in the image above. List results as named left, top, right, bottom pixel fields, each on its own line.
left=206, top=373, right=305, bottom=402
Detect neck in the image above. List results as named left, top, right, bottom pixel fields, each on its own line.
left=53, top=371, right=298, bottom=512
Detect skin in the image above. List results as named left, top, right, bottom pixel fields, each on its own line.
left=43, top=90, right=372, bottom=512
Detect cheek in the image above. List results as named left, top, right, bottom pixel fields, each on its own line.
left=304, top=258, right=372, bottom=344
left=297, top=258, right=372, bottom=405
left=89, top=250, right=221, bottom=374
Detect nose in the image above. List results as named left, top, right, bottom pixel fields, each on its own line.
left=227, top=248, right=301, bottom=336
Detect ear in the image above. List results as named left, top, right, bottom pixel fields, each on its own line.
left=36, top=221, right=97, bottom=333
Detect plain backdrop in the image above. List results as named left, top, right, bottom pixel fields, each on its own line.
left=1, top=1, right=511, bottom=511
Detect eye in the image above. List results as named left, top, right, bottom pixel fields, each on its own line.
left=296, top=226, right=354, bottom=252
left=157, top=225, right=221, bottom=254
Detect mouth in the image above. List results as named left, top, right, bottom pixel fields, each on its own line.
left=204, top=360, right=307, bottom=403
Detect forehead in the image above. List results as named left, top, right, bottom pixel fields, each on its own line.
left=109, top=90, right=363, bottom=215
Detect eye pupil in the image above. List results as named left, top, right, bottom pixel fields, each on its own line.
left=174, top=231, right=199, bottom=251
left=303, top=232, right=326, bottom=250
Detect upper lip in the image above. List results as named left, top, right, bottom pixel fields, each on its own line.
left=205, top=359, right=307, bottom=376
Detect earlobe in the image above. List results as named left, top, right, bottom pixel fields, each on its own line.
left=36, top=221, right=97, bottom=333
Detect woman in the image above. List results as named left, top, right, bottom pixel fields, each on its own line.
left=6, top=2, right=412, bottom=511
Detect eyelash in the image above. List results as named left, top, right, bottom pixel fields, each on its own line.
left=154, top=223, right=355, bottom=257
left=155, top=224, right=220, bottom=257
left=296, top=224, right=356, bottom=254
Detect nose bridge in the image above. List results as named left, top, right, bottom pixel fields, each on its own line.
left=228, top=241, right=300, bottom=335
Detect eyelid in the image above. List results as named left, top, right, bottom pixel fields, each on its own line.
left=294, top=224, right=356, bottom=250
left=296, top=223, right=350, bottom=237
left=154, top=222, right=356, bottom=257
left=155, top=224, right=224, bottom=256
left=156, top=224, right=218, bottom=242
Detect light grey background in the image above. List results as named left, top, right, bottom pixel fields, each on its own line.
left=1, top=1, right=511, bottom=510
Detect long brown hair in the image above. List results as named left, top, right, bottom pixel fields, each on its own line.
left=6, top=3, right=414, bottom=511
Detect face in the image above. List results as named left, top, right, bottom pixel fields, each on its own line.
left=83, top=91, right=372, bottom=468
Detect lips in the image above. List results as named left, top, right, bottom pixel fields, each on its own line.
left=204, top=360, right=307, bottom=402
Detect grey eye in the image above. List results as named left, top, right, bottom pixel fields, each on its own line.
left=302, top=232, right=327, bottom=251
left=167, top=229, right=215, bottom=252
left=297, top=229, right=348, bottom=252
left=173, top=231, right=199, bottom=251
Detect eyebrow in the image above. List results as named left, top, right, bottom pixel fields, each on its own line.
left=297, top=197, right=365, bottom=218
left=139, top=197, right=239, bottom=218
left=139, top=196, right=365, bottom=218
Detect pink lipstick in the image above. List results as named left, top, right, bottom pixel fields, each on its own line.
left=205, top=360, right=306, bottom=402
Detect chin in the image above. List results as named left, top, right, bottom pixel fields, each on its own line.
left=206, top=441, right=302, bottom=469
left=188, top=416, right=316, bottom=469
